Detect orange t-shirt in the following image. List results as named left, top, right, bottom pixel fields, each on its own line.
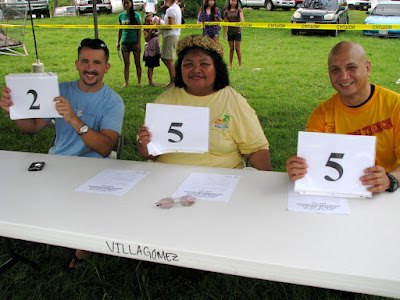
left=306, top=85, right=400, bottom=172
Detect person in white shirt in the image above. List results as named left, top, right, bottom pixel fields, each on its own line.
left=143, top=0, right=158, bottom=14
left=161, top=0, right=181, bottom=87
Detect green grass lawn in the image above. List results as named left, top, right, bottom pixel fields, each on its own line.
left=0, top=9, right=399, bottom=299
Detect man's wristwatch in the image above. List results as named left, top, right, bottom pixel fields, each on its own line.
left=386, top=172, right=399, bottom=192
left=78, top=124, right=89, bottom=136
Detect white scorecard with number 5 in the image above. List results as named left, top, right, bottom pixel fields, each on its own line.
left=295, top=131, right=377, bottom=198
left=5, top=73, right=61, bottom=120
left=145, top=103, right=209, bottom=156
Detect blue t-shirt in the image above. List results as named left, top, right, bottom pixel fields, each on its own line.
left=49, top=80, right=125, bottom=158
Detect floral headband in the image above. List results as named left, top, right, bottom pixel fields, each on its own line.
left=176, top=35, right=224, bottom=58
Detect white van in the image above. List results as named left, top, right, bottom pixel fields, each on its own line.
left=369, top=0, right=388, bottom=11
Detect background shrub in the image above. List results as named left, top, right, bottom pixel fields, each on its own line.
left=184, top=0, right=228, bottom=19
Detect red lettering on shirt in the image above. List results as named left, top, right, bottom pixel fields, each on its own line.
left=349, top=129, right=362, bottom=135
left=362, top=126, right=373, bottom=136
left=347, top=118, right=393, bottom=136
left=381, top=118, right=393, bottom=130
left=325, top=122, right=335, bottom=133
left=371, top=122, right=383, bottom=134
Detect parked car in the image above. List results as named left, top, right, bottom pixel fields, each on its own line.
left=111, top=0, right=144, bottom=12
left=133, top=0, right=145, bottom=10
left=111, top=0, right=123, bottom=13
left=240, top=0, right=296, bottom=11
left=53, top=6, right=76, bottom=17
left=0, top=0, right=50, bottom=18
left=30, top=0, right=50, bottom=17
left=347, top=0, right=371, bottom=10
left=295, top=0, right=305, bottom=8
left=291, top=0, right=349, bottom=36
left=363, top=1, right=400, bottom=37
left=75, top=0, right=112, bottom=15
left=369, top=0, right=388, bottom=12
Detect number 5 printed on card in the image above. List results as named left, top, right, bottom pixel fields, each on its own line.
left=168, top=122, right=184, bottom=143
left=324, top=153, right=345, bottom=182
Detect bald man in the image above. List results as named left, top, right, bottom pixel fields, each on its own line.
left=286, top=41, right=400, bottom=193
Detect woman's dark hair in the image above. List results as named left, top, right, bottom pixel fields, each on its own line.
left=226, top=0, right=241, bottom=10
left=174, top=47, right=229, bottom=92
left=199, top=0, right=218, bottom=21
left=127, top=0, right=139, bottom=25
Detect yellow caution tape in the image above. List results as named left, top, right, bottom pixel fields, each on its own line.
left=1, top=22, right=400, bottom=30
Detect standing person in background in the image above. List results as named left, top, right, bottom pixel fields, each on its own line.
left=197, top=0, right=222, bottom=41
left=143, top=0, right=158, bottom=15
left=178, top=0, right=185, bottom=24
left=161, top=0, right=181, bottom=87
left=159, top=0, right=169, bottom=19
left=143, top=14, right=161, bottom=86
left=117, top=0, right=143, bottom=88
left=224, top=0, right=244, bottom=69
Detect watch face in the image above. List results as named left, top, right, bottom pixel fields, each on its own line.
left=79, top=125, right=88, bottom=135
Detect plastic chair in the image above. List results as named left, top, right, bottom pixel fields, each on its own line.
left=47, top=122, right=124, bottom=160
left=110, top=134, right=124, bottom=160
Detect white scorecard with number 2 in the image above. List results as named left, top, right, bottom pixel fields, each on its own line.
left=145, top=103, right=209, bottom=156
left=295, top=131, right=377, bottom=198
left=5, top=73, right=61, bottom=120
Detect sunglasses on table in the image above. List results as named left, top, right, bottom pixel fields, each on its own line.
left=156, top=195, right=196, bottom=209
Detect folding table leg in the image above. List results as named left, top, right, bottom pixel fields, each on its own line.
left=0, top=239, right=41, bottom=274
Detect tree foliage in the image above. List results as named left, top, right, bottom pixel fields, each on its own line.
left=184, top=0, right=227, bottom=19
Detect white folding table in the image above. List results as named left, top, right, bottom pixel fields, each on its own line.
left=0, top=150, right=399, bottom=299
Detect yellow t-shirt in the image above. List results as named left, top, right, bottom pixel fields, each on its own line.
left=153, top=86, right=270, bottom=169
left=306, top=85, right=400, bottom=172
